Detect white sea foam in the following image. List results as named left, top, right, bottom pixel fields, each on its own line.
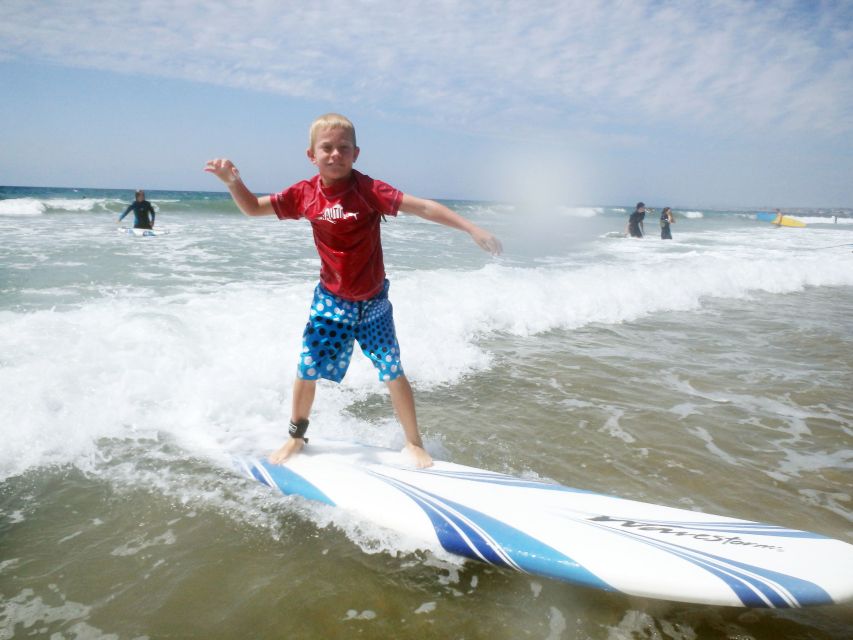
left=414, top=602, right=437, bottom=614
left=2, top=230, right=851, bottom=483
left=44, top=198, right=112, bottom=212
left=791, top=215, right=853, bottom=225
left=682, top=210, right=704, bottom=218
left=0, top=197, right=115, bottom=215
left=558, top=206, right=602, bottom=217
left=0, top=197, right=47, bottom=216
left=110, top=529, right=177, bottom=556
left=0, top=588, right=100, bottom=639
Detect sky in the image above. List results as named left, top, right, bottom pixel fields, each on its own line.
left=1, top=0, right=851, bottom=208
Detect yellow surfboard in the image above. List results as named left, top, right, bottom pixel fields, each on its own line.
left=777, top=215, right=806, bottom=227
left=756, top=212, right=807, bottom=227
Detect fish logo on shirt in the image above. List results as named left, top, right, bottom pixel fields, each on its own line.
left=318, top=204, right=359, bottom=224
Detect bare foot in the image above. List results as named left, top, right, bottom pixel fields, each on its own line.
left=403, top=443, right=433, bottom=468
left=269, top=438, right=305, bottom=465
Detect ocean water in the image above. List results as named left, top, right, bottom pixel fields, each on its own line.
left=1, top=185, right=852, bottom=639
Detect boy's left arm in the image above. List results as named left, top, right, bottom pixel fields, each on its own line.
left=399, top=194, right=502, bottom=255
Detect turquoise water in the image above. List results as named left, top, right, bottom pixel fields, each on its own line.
left=1, top=186, right=852, bottom=638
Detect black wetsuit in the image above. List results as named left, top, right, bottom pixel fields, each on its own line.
left=627, top=209, right=645, bottom=237
left=660, top=211, right=672, bottom=239
left=119, top=200, right=156, bottom=229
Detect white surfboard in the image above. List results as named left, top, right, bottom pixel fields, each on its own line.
left=121, top=227, right=167, bottom=237
left=236, top=439, right=853, bottom=608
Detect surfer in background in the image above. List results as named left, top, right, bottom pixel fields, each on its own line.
left=205, top=113, right=502, bottom=469
left=627, top=202, right=646, bottom=237
left=118, top=190, right=157, bottom=230
left=660, top=207, right=675, bottom=239
left=772, top=208, right=784, bottom=226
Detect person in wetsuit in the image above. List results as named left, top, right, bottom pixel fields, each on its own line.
left=660, top=206, right=675, bottom=239
left=118, top=190, right=156, bottom=229
left=627, top=201, right=646, bottom=237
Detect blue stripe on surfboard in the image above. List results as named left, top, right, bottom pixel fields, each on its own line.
left=583, top=517, right=833, bottom=607
left=380, top=476, right=520, bottom=569
left=408, top=468, right=825, bottom=538
left=756, top=212, right=777, bottom=221
left=373, top=471, right=615, bottom=592
left=697, top=544, right=830, bottom=607
left=404, top=467, right=596, bottom=494
left=585, top=519, right=824, bottom=607
left=247, top=460, right=336, bottom=506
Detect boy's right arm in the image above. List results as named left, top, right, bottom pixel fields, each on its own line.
left=204, top=158, right=274, bottom=217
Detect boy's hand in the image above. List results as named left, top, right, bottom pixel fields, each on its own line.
left=471, top=228, right=503, bottom=256
left=204, top=158, right=241, bottom=185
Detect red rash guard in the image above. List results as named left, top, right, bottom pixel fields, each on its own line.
left=270, top=170, right=403, bottom=300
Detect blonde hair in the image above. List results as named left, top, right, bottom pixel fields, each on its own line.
left=309, top=113, right=357, bottom=149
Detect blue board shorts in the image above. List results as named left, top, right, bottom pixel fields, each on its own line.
left=297, top=280, right=404, bottom=383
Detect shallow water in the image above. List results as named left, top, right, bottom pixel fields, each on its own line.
left=1, top=188, right=852, bottom=638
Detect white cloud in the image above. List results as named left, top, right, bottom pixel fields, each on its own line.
left=1, top=0, right=851, bottom=136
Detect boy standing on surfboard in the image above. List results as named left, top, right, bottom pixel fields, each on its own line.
left=205, top=113, right=502, bottom=468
